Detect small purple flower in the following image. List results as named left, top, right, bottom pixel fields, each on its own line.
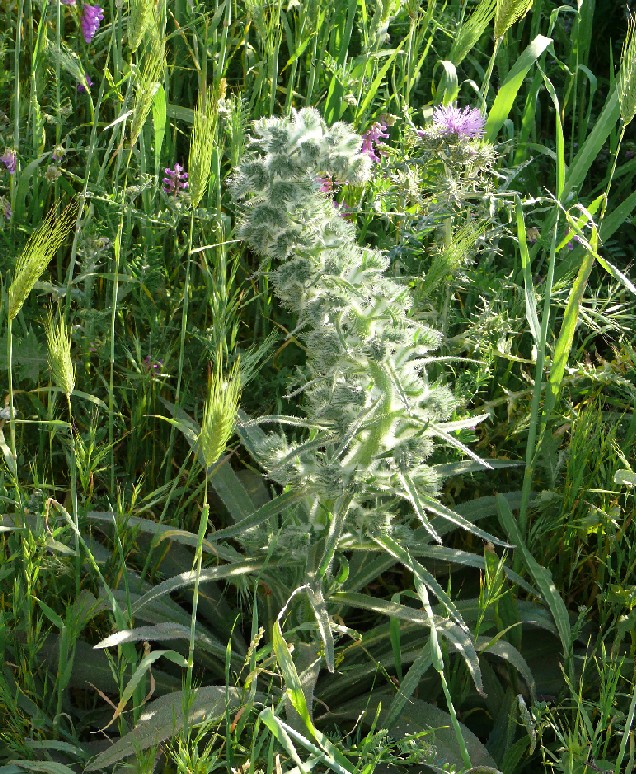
left=77, top=74, right=93, bottom=93
left=316, top=175, right=334, bottom=194
left=52, top=145, right=66, bottom=162
left=162, top=163, right=188, bottom=195
left=360, top=120, right=389, bottom=163
left=1, top=149, right=17, bottom=175
left=143, top=355, right=163, bottom=373
left=61, top=0, right=76, bottom=5
left=429, top=105, right=485, bottom=139
left=80, top=4, right=104, bottom=44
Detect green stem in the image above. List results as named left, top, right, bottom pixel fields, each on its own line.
left=164, top=210, right=194, bottom=484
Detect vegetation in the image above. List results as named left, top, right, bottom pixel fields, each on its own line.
left=0, top=0, right=635, bottom=771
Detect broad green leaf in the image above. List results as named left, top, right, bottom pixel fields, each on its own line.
left=5, top=764, right=78, bottom=774
left=437, top=60, right=459, bottom=105
left=131, top=561, right=265, bottom=614
left=563, top=88, right=620, bottom=199
left=385, top=641, right=433, bottom=729
left=420, top=494, right=513, bottom=547
left=485, top=36, right=553, bottom=142
left=207, top=489, right=302, bottom=542
left=600, top=189, right=636, bottom=242
left=113, top=649, right=188, bottom=725
left=497, top=495, right=572, bottom=674
left=94, top=622, right=227, bottom=660
left=476, top=636, right=536, bottom=701
left=615, top=469, right=636, bottom=487
left=85, top=686, right=239, bottom=770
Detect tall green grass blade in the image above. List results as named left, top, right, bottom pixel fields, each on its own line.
left=516, top=197, right=541, bottom=344
left=562, top=88, right=620, bottom=199
left=484, top=35, right=552, bottom=142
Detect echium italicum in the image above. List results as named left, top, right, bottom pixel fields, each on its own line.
left=232, top=109, right=476, bottom=539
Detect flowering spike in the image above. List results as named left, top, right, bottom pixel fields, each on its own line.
left=81, top=4, right=105, bottom=44
left=360, top=120, right=389, bottom=163
left=162, top=163, right=188, bottom=195
left=1, top=149, right=17, bottom=175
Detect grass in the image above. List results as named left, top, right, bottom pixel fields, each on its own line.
left=0, top=0, right=635, bottom=772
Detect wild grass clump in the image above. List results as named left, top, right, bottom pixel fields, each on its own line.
left=0, top=1, right=635, bottom=772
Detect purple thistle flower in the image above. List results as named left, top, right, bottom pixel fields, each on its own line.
left=1, top=149, right=16, bottom=175
left=80, top=4, right=104, bottom=44
left=162, top=163, right=188, bottom=195
left=360, top=120, right=389, bottom=163
left=77, top=74, right=94, bottom=93
left=429, top=105, right=485, bottom=139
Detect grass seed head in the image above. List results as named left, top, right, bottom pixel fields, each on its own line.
left=450, top=0, right=497, bottom=66
left=9, top=200, right=78, bottom=321
left=129, top=11, right=166, bottom=147
left=188, top=85, right=219, bottom=208
left=46, top=312, right=75, bottom=399
left=494, top=0, right=533, bottom=40
left=619, top=13, right=636, bottom=126
left=198, top=360, right=241, bottom=468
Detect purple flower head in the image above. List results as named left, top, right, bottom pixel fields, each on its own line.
left=61, top=0, right=76, bottom=5
left=316, top=175, right=334, bottom=194
left=163, top=163, right=188, bottom=196
left=360, top=120, right=389, bottom=163
left=143, top=355, right=163, bottom=373
left=430, top=105, right=485, bottom=139
left=77, top=74, right=93, bottom=93
left=52, top=145, right=66, bottom=162
left=1, top=149, right=17, bottom=175
left=81, top=4, right=104, bottom=44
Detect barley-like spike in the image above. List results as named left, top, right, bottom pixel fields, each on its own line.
left=129, top=11, right=165, bottom=147
left=9, top=200, right=78, bottom=321
left=46, top=312, right=75, bottom=398
left=198, top=359, right=241, bottom=468
left=494, top=0, right=533, bottom=40
left=450, top=0, right=497, bottom=66
left=189, top=85, right=219, bottom=208
left=619, top=13, right=636, bottom=126
left=128, top=0, right=155, bottom=52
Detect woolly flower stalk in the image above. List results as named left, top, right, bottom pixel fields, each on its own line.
left=9, top=201, right=78, bottom=321
left=198, top=360, right=241, bottom=468
left=231, top=109, right=469, bottom=532
left=46, top=313, right=75, bottom=399
left=188, top=85, right=218, bottom=208
left=619, top=13, right=636, bottom=126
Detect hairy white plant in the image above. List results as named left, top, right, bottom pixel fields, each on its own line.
left=232, top=109, right=486, bottom=537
